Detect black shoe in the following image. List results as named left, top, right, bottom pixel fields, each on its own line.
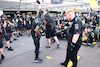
left=60, top=62, right=67, bottom=67
left=57, top=44, right=60, bottom=48
left=10, top=41, right=13, bottom=43
left=46, top=46, right=51, bottom=49
left=28, top=35, right=30, bottom=37
left=17, top=35, right=19, bottom=38
left=8, top=47, right=14, bottom=51
left=20, top=34, right=23, bottom=36
left=0, top=59, right=2, bottom=64
left=5, top=46, right=8, bottom=49
left=1, top=55, right=5, bottom=60
left=61, top=62, right=65, bottom=65
left=14, top=38, right=18, bottom=41
left=35, top=58, right=43, bottom=63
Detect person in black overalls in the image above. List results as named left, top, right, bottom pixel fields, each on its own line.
left=25, top=14, right=31, bottom=37
left=2, top=17, right=14, bottom=51
left=31, top=17, right=43, bottom=63
left=43, top=9, right=60, bottom=49
left=61, top=10, right=82, bottom=67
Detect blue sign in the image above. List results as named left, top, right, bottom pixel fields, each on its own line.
left=51, top=0, right=63, bottom=4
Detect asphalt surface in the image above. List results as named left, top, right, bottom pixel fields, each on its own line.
left=0, top=32, right=100, bottom=67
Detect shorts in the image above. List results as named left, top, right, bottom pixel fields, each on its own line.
left=46, top=28, right=56, bottom=38
left=23, top=25, right=26, bottom=28
left=17, top=25, right=23, bottom=30
left=4, top=33, right=10, bottom=41
left=0, top=38, right=3, bottom=48
left=26, top=25, right=31, bottom=30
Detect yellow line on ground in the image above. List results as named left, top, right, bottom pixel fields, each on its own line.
left=67, top=56, right=81, bottom=67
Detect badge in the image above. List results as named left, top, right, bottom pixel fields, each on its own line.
left=75, top=24, right=79, bottom=29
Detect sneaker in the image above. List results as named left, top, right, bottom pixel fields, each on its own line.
left=1, top=55, right=5, bottom=60
left=20, top=34, right=23, bottom=36
left=10, top=41, right=13, bottom=43
left=8, top=47, right=14, bottom=51
left=46, top=46, right=51, bottom=49
left=87, top=43, right=92, bottom=46
left=61, top=62, right=65, bottom=66
left=17, top=35, right=19, bottom=38
left=14, top=38, right=18, bottom=41
left=57, top=44, right=60, bottom=48
left=60, top=62, right=67, bottom=67
left=28, top=35, right=30, bottom=37
left=0, top=59, right=2, bottom=64
left=35, top=58, right=43, bottom=63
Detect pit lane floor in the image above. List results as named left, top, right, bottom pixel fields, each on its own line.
left=1, top=33, right=100, bottom=67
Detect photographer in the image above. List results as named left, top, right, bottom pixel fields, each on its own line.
left=22, top=15, right=26, bottom=32
left=25, top=14, right=31, bottom=37
left=16, top=15, right=23, bottom=37
left=2, top=16, right=14, bottom=51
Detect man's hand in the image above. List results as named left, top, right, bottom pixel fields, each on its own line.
left=35, top=25, right=40, bottom=36
left=72, top=33, right=80, bottom=43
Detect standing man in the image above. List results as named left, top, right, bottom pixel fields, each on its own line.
left=25, top=14, right=31, bottom=37
left=43, top=9, right=60, bottom=49
left=31, top=17, right=43, bottom=63
left=2, top=16, right=14, bottom=51
left=17, top=15, right=23, bottom=37
left=61, top=10, right=82, bottom=67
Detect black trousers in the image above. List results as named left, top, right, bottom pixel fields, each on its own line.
left=64, top=41, right=81, bottom=67
left=31, top=32, right=40, bottom=59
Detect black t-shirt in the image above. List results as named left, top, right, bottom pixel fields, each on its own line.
left=83, top=16, right=89, bottom=23
left=31, top=18, right=42, bottom=37
left=18, top=18, right=23, bottom=26
left=25, top=18, right=31, bottom=26
left=44, top=13, right=54, bottom=23
left=3, top=21, right=11, bottom=33
left=32, top=18, right=42, bottom=30
left=22, top=17, right=25, bottom=22
left=44, top=13, right=55, bottom=29
left=95, top=14, right=99, bottom=21
left=68, top=16, right=82, bottom=42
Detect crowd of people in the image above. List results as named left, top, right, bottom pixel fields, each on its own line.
left=0, top=9, right=99, bottom=67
